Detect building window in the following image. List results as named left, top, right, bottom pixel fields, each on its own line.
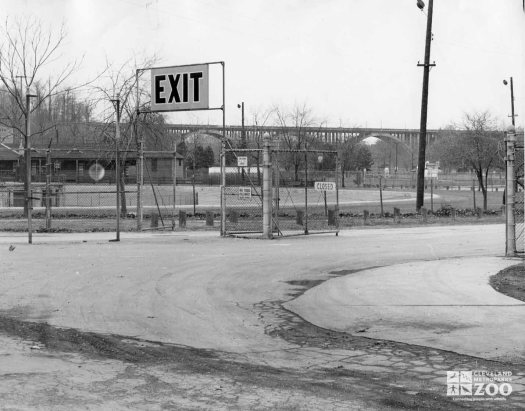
left=151, top=158, right=158, bottom=172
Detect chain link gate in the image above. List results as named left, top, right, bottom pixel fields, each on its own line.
left=272, top=149, right=339, bottom=236
left=223, top=148, right=264, bottom=235
left=223, top=141, right=339, bottom=238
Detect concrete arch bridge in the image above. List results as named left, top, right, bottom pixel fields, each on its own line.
left=165, top=124, right=453, bottom=153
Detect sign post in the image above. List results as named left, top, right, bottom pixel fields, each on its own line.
left=314, top=181, right=336, bottom=217
left=146, top=61, right=225, bottom=234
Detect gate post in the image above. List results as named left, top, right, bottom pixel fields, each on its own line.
left=505, top=126, right=516, bottom=256
left=263, top=133, right=273, bottom=239
left=220, top=138, right=226, bottom=236
left=335, top=151, right=340, bottom=231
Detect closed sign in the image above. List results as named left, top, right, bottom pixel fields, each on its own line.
left=314, top=181, right=336, bottom=192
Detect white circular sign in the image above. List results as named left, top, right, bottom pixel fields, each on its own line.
left=88, top=163, right=105, bottom=181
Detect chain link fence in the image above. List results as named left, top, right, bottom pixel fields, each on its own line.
left=223, top=146, right=339, bottom=237
left=272, top=150, right=339, bottom=236
left=0, top=147, right=196, bottom=232
left=223, top=149, right=264, bottom=235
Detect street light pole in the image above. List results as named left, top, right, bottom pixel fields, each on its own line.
left=238, top=102, right=246, bottom=183
left=503, top=77, right=516, bottom=253
left=503, top=77, right=516, bottom=126
left=395, top=142, right=398, bottom=173
left=416, top=0, right=435, bottom=211
left=237, top=102, right=245, bottom=148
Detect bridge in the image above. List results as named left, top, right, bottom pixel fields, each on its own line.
left=165, top=124, right=449, bottom=152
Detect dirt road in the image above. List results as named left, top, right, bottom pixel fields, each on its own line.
left=0, top=225, right=523, bottom=409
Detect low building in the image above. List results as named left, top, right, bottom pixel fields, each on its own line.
left=0, top=124, right=184, bottom=184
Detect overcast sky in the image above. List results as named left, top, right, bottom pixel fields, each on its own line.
left=2, top=0, right=524, bottom=129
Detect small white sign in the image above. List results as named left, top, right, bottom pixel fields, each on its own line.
left=425, top=161, right=439, bottom=179
left=238, top=187, right=251, bottom=199
left=237, top=156, right=248, bottom=167
left=314, top=181, right=336, bottom=192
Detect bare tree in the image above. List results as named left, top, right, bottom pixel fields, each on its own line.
left=92, top=56, right=163, bottom=215
left=428, top=111, right=504, bottom=210
left=248, top=107, right=274, bottom=185
left=274, top=103, right=320, bottom=182
left=0, top=17, right=100, bottom=215
left=0, top=18, right=103, bottom=137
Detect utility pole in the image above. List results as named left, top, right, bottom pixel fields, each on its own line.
left=24, top=88, right=37, bottom=244
left=110, top=95, right=121, bottom=242
left=135, top=69, right=144, bottom=231
left=416, top=0, right=435, bottom=211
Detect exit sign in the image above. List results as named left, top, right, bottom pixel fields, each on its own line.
left=151, top=64, right=209, bottom=112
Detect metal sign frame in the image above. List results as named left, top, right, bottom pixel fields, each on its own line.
left=150, top=63, right=209, bottom=112
left=135, top=61, right=226, bottom=234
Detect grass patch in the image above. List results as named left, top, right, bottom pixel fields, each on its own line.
left=490, top=264, right=525, bottom=302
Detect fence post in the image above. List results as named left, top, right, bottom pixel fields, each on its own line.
left=472, top=179, right=477, bottom=211
left=220, top=141, right=226, bottom=237
left=335, top=152, right=340, bottom=231
left=273, top=154, right=280, bottom=233
left=430, top=177, right=434, bottom=213
left=304, top=148, right=309, bottom=235
left=172, top=151, right=177, bottom=230
left=45, top=149, right=52, bottom=230
left=206, top=210, right=214, bottom=226
left=262, top=133, right=273, bottom=239
left=505, top=127, right=516, bottom=256
left=179, top=210, right=187, bottom=228
left=394, top=207, right=401, bottom=224
left=379, top=176, right=384, bottom=217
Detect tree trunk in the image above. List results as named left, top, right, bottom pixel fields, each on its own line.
left=481, top=184, right=488, bottom=211
left=475, top=169, right=487, bottom=211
